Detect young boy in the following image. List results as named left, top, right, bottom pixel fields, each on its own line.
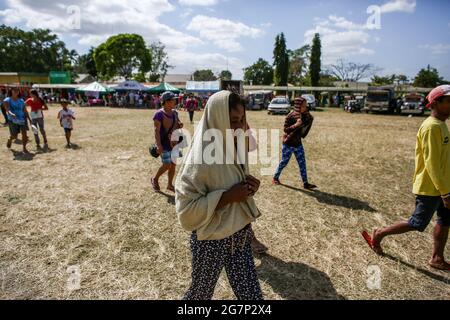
left=363, top=85, right=450, bottom=271
left=57, top=99, right=76, bottom=148
left=273, top=97, right=317, bottom=189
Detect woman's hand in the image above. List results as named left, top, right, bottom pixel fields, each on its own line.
left=245, top=175, right=260, bottom=196
left=227, top=182, right=253, bottom=203
left=216, top=181, right=253, bottom=210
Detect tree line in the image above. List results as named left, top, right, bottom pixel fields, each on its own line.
left=0, top=24, right=448, bottom=88
left=243, top=32, right=449, bottom=88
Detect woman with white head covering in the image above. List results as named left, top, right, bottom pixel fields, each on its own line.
left=176, top=91, right=263, bottom=300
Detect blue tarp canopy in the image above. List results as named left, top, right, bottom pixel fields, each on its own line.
left=111, top=80, right=150, bottom=91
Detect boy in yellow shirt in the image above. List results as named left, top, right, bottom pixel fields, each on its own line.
left=363, top=85, right=450, bottom=271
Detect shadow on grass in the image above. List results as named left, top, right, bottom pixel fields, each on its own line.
left=384, top=253, right=450, bottom=284
left=35, top=147, right=58, bottom=154
left=281, top=184, right=377, bottom=212
left=257, top=254, right=345, bottom=300
left=157, top=191, right=175, bottom=205
left=11, top=150, right=35, bottom=161
left=66, top=143, right=82, bottom=150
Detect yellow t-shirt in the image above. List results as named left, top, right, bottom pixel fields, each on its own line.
left=413, top=116, right=450, bottom=196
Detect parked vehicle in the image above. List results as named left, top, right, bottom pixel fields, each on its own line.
left=268, top=97, right=291, bottom=115
left=301, top=94, right=317, bottom=111
left=363, top=86, right=397, bottom=113
left=248, top=90, right=273, bottom=110
left=345, top=100, right=362, bottom=113
left=355, top=95, right=365, bottom=107
left=400, top=92, right=425, bottom=115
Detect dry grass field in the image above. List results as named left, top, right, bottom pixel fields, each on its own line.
left=0, top=105, right=449, bottom=300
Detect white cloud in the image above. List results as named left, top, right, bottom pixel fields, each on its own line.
left=187, top=15, right=263, bottom=52
left=0, top=0, right=250, bottom=79
left=0, top=1, right=200, bottom=47
left=179, top=8, right=194, bottom=18
left=304, top=16, right=374, bottom=64
left=380, top=0, right=416, bottom=14
left=304, top=2, right=415, bottom=65
left=328, top=15, right=366, bottom=30
left=179, top=0, right=218, bottom=6
left=420, top=44, right=450, bottom=55
left=260, top=22, right=272, bottom=28
left=170, top=50, right=244, bottom=79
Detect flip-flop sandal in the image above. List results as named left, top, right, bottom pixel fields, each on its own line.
left=167, top=186, right=175, bottom=193
left=362, top=230, right=373, bottom=248
left=361, top=230, right=384, bottom=255
left=151, top=178, right=161, bottom=192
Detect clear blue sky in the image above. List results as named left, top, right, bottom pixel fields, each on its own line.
left=0, top=0, right=449, bottom=80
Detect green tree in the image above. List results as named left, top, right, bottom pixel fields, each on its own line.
left=243, top=58, right=274, bottom=85
left=219, top=70, right=232, bottom=81
left=413, top=65, right=444, bottom=88
left=74, top=47, right=98, bottom=78
left=288, top=45, right=310, bottom=85
left=133, top=72, right=147, bottom=83
left=394, top=74, right=409, bottom=85
left=309, top=33, right=322, bottom=87
left=273, top=33, right=289, bottom=87
left=148, top=41, right=172, bottom=82
left=193, top=69, right=217, bottom=81
left=370, top=75, right=395, bottom=86
left=94, top=34, right=151, bottom=80
left=0, top=25, right=75, bottom=74
left=319, top=73, right=339, bottom=87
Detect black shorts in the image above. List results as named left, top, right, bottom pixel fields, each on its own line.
left=64, top=128, right=73, bottom=134
left=408, top=196, right=450, bottom=232
left=9, top=122, right=28, bottom=136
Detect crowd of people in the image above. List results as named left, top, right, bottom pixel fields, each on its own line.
left=1, top=88, right=77, bottom=152
left=2, top=82, right=450, bottom=300
left=149, top=85, right=450, bottom=300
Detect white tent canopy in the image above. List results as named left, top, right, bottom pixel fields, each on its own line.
left=76, top=81, right=114, bottom=93
left=111, top=80, right=150, bottom=91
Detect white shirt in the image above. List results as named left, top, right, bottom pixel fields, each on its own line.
left=59, top=109, right=75, bottom=129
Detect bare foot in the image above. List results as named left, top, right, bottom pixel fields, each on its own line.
left=167, top=185, right=175, bottom=193
left=429, top=258, right=450, bottom=271
left=371, top=229, right=384, bottom=256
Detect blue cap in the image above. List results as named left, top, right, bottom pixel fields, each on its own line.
left=161, top=91, right=177, bottom=103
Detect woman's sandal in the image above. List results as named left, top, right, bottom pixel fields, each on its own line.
left=151, top=178, right=161, bottom=192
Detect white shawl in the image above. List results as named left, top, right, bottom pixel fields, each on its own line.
left=175, top=90, right=261, bottom=241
